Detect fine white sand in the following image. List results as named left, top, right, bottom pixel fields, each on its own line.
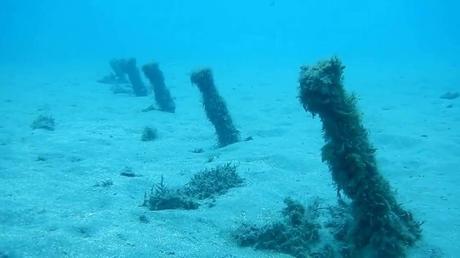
left=0, top=60, right=459, bottom=257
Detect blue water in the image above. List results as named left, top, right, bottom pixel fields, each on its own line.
left=1, top=1, right=459, bottom=257
left=1, top=1, right=459, bottom=70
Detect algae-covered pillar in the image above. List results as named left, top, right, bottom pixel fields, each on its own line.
left=298, top=57, right=421, bottom=257
left=191, top=69, right=240, bottom=147
left=118, top=58, right=148, bottom=96
left=142, top=63, right=176, bottom=113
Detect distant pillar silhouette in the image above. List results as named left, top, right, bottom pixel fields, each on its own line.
left=109, top=59, right=127, bottom=82
left=118, top=58, right=148, bottom=97
left=191, top=69, right=240, bottom=147
left=142, top=62, right=176, bottom=113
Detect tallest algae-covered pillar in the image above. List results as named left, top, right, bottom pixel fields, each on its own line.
left=298, top=57, right=421, bottom=257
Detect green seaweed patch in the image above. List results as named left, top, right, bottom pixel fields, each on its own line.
left=143, top=176, right=198, bottom=211
left=143, top=163, right=243, bottom=211
left=31, top=115, right=55, bottom=131
left=141, top=126, right=158, bottom=141
left=234, top=198, right=326, bottom=258
left=183, top=163, right=243, bottom=200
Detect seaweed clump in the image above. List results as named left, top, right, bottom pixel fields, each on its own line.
left=183, top=163, right=243, bottom=200
left=143, top=176, right=198, bottom=210
left=141, top=126, right=157, bottom=142
left=234, top=198, right=325, bottom=258
left=298, top=57, right=421, bottom=257
left=190, top=69, right=240, bottom=147
left=31, top=115, right=55, bottom=131
left=143, top=163, right=243, bottom=211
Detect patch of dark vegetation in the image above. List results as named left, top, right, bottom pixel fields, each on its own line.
left=71, top=224, right=96, bottom=238
left=323, top=199, right=353, bottom=244
left=234, top=198, right=326, bottom=258
left=93, top=179, right=113, bottom=188
left=143, top=163, right=243, bottom=211
left=191, top=148, right=204, bottom=153
left=143, top=176, right=199, bottom=210
left=31, top=115, right=55, bottom=131
left=139, top=214, right=150, bottom=224
left=141, top=126, right=157, bottom=142
left=234, top=192, right=425, bottom=257
left=183, top=163, right=243, bottom=200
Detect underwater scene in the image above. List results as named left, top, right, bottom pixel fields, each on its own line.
left=0, top=0, right=459, bottom=257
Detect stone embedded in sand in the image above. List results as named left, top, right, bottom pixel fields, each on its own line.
left=440, top=91, right=459, bottom=100
left=141, top=126, right=158, bottom=142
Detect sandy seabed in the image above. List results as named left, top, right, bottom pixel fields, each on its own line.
left=0, top=61, right=459, bottom=257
